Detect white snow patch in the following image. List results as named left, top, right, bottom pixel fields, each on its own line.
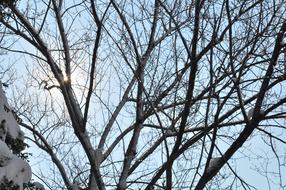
left=94, top=148, right=103, bottom=165
left=0, top=140, right=12, bottom=166
left=247, top=108, right=265, bottom=119
left=206, top=157, right=221, bottom=173
left=247, top=108, right=254, bottom=119
left=0, top=155, right=31, bottom=189
left=34, top=181, right=45, bottom=190
left=72, top=182, right=80, bottom=190
left=231, top=77, right=238, bottom=83
left=0, top=82, right=32, bottom=188
left=0, top=82, right=22, bottom=139
left=165, top=128, right=173, bottom=135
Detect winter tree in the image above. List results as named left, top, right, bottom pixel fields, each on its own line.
left=1, top=0, right=286, bottom=189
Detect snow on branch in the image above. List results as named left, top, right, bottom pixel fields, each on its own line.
left=0, top=81, right=31, bottom=189
left=206, top=157, right=221, bottom=173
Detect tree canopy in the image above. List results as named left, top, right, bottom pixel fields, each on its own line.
left=0, top=0, right=286, bottom=189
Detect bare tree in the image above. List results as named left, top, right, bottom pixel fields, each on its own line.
left=1, top=0, right=286, bottom=189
